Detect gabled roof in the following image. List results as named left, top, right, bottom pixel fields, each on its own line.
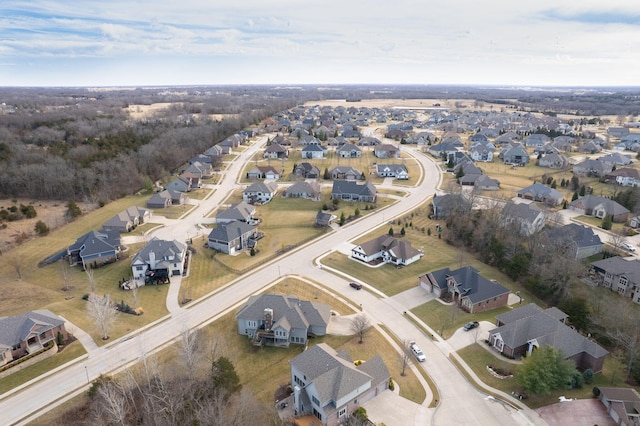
left=591, top=257, right=640, bottom=283
left=443, top=266, right=510, bottom=303
left=131, top=237, right=186, bottom=267
left=236, top=294, right=331, bottom=331
left=208, top=221, right=257, bottom=243
left=490, top=303, right=608, bottom=360
left=375, top=164, right=407, bottom=174
left=68, top=229, right=120, bottom=257
left=244, top=181, right=278, bottom=194
left=501, top=202, right=544, bottom=224
left=216, top=202, right=256, bottom=222
left=547, top=223, right=602, bottom=250
left=331, top=180, right=376, bottom=197
left=0, top=310, right=65, bottom=348
left=517, top=183, right=563, bottom=200
left=284, top=181, right=320, bottom=196
left=570, top=195, right=630, bottom=216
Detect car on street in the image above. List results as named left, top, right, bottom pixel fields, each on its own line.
left=409, top=340, right=426, bottom=362
left=349, top=281, right=362, bottom=290
left=622, top=242, right=636, bottom=252
left=463, top=321, right=479, bottom=331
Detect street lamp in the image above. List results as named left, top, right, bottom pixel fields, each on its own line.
left=85, top=365, right=90, bottom=385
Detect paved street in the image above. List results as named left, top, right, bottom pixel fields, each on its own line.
left=0, top=137, right=545, bottom=425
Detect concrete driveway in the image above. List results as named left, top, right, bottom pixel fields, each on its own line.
left=446, top=320, right=493, bottom=351
left=363, top=388, right=432, bottom=426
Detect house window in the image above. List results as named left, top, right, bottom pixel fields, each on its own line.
left=312, top=396, right=320, bottom=406
left=12, top=343, right=20, bottom=350
left=247, top=321, right=257, bottom=328
left=136, top=266, right=144, bottom=271
left=620, top=277, right=629, bottom=287
left=338, top=407, right=347, bottom=417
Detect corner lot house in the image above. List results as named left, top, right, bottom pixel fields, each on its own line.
left=488, top=303, right=608, bottom=372
left=418, top=266, right=509, bottom=313
left=131, top=238, right=187, bottom=282
left=351, top=234, right=423, bottom=266
left=215, top=202, right=257, bottom=224
left=0, top=310, right=68, bottom=367
left=236, top=293, right=330, bottom=347
left=289, top=343, right=390, bottom=426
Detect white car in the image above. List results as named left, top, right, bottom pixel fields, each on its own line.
left=409, top=341, right=426, bottom=362
left=622, top=242, right=636, bottom=252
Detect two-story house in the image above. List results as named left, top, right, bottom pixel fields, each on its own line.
left=591, top=256, right=640, bottom=304
left=131, top=238, right=187, bottom=282
left=500, top=202, right=546, bottom=236
left=243, top=181, right=278, bottom=204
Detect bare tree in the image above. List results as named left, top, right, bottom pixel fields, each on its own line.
left=93, top=378, right=129, bottom=426
left=87, top=293, right=117, bottom=340
left=130, top=282, right=139, bottom=309
left=178, top=326, right=201, bottom=380
left=85, top=266, right=96, bottom=293
left=7, top=253, right=23, bottom=281
left=350, top=314, right=371, bottom=344
left=608, top=230, right=627, bottom=255
left=400, top=339, right=413, bottom=376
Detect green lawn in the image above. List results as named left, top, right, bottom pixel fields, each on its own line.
left=0, top=340, right=86, bottom=395
left=457, top=343, right=637, bottom=409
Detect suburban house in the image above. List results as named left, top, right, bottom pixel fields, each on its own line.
left=374, top=144, right=400, bottom=159
left=488, top=303, right=608, bottom=372
left=538, top=153, right=568, bottom=169
left=516, top=183, right=564, bottom=206
left=590, top=257, right=640, bottom=304
left=468, top=145, right=494, bottom=162
left=431, top=193, right=471, bottom=220
left=215, top=202, right=257, bottom=224
left=418, top=266, right=510, bottom=313
left=180, top=171, right=201, bottom=189
left=289, top=343, right=390, bottom=426
left=67, top=229, right=121, bottom=269
left=572, top=158, right=612, bottom=177
left=236, top=293, right=331, bottom=347
left=596, top=387, right=640, bottom=425
left=263, top=143, right=289, bottom=159
left=131, top=238, right=187, bottom=282
left=103, top=206, right=151, bottom=233
left=461, top=174, right=500, bottom=190
left=569, top=195, right=630, bottom=223
left=428, top=142, right=460, bottom=159
left=183, top=161, right=213, bottom=180
left=331, top=181, right=376, bottom=203
left=294, top=162, right=321, bottom=179
left=283, top=181, right=321, bottom=200
left=336, top=143, right=362, bottom=158
left=246, top=165, right=282, bottom=180
left=545, top=224, right=603, bottom=259
left=147, top=189, right=187, bottom=209
left=0, top=310, right=68, bottom=367
left=315, top=211, right=336, bottom=227
left=301, top=144, right=327, bottom=159
left=243, top=181, right=278, bottom=204
left=330, top=166, right=362, bottom=181
left=578, top=141, right=603, bottom=154
left=351, top=234, right=423, bottom=266
left=499, top=143, right=530, bottom=165
left=165, top=175, right=192, bottom=193
left=606, top=167, right=640, bottom=187
left=500, top=202, right=546, bottom=236
left=599, top=152, right=633, bottom=166
left=375, top=164, right=409, bottom=179
left=207, top=221, right=259, bottom=255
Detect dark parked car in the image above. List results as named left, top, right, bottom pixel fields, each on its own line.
left=349, top=282, right=362, bottom=290
left=463, top=321, right=479, bottom=331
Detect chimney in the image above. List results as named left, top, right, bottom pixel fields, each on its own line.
left=264, top=308, right=273, bottom=330
left=149, top=251, right=156, bottom=270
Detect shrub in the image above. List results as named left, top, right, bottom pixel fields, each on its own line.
left=35, top=220, right=49, bottom=235
left=593, top=387, right=600, bottom=397
left=570, top=371, right=584, bottom=389
left=583, top=369, right=594, bottom=384
left=388, top=378, right=395, bottom=391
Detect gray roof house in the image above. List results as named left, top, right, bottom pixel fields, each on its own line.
left=472, top=174, right=500, bottom=191
left=606, top=167, right=640, bottom=187
left=590, top=257, right=640, bottom=304
left=418, top=266, right=510, bottom=313
left=330, top=166, right=362, bottom=181
left=375, top=164, right=409, bottom=180
left=215, top=202, right=257, bottom=224
left=500, top=202, right=546, bottom=236
left=147, top=190, right=173, bottom=208
left=246, top=165, right=282, bottom=180
left=596, top=387, right=640, bottom=425
left=331, top=181, right=376, bottom=203
left=488, top=303, right=608, bottom=372
left=294, top=162, right=321, bottom=179
left=545, top=223, right=603, bottom=259
left=538, top=152, right=568, bottom=169
left=131, top=237, right=187, bottom=282
left=351, top=234, right=423, bottom=266
left=599, top=152, right=633, bottom=167
left=431, top=193, right=471, bottom=220
left=569, top=195, right=630, bottom=223
left=301, top=144, right=327, bottom=159
left=374, top=144, right=400, bottom=159
left=468, top=145, right=494, bottom=162
left=283, top=181, right=321, bottom=200
left=243, top=181, right=278, bottom=204
left=236, top=293, right=331, bottom=347
left=335, top=143, right=362, bottom=158
left=499, top=143, right=530, bottom=165
left=67, top=229, right=121, bottom=269
left=315, top=211, right=336, bottom=227
left=573, top=159, right=612, bottom=177
left=0, top=310, right=69, bottom=367
left=516, top=183, right=564, bottom=206
left=165, top=176, right=192, bottom=193
left=103, top=206, right=151, bottom=233
left=289, top=343, right=390, bottom=426
left=263, top=143, right=288, bottom=159
left=207, top=221, right=258, bottom=255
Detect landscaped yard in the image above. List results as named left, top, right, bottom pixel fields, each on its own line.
left=457, top=343, right=634, bottom=409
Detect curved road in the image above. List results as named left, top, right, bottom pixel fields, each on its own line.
left=1, top=137, right=543, bottom=425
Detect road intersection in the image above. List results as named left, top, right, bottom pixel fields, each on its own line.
left=0, top=135, right=546, bottom=425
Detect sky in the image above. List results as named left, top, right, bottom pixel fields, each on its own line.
left=1, top=1, right=640, bottom=87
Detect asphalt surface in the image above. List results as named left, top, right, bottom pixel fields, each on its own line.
left=0, top=138, right=545, bottom=426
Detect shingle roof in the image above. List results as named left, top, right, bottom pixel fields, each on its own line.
left=517, top=183, right=563, bottom=200
left=216, top=202, right=255, bottom=222
left=331, top=180, right=376, bottom=197
left=446, top=266, right=510, bottom=303
left=0, top=310, right=65, bottom=349
left=131, top=237, right=186, bottom=267
left=570, top=195, right=630, bottom=216
left=244, top=181, right=278, bottom=194
left=207, top=221, right=257, bottom=243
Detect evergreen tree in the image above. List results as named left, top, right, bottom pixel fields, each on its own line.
left=388, top=227, right=394, bottom=236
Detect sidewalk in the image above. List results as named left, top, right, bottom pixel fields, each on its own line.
left=59, top=316, right=98, bottom=353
